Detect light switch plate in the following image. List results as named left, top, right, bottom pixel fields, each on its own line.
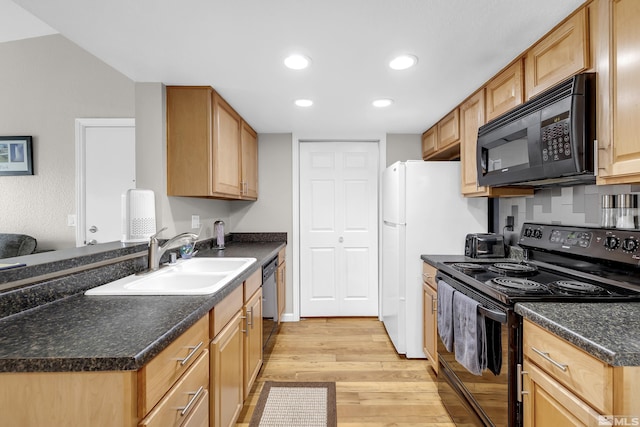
left=191, top=215, right=200, bottom=229
left=67, top=214, right=76, bottom=227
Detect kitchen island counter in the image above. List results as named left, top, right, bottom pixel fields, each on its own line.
left=516, top=302, right=640, bottom=366
left=0, top=239, right=285, bottom=372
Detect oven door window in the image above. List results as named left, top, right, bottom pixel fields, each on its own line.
left=481, top=128, right=529, bottom=176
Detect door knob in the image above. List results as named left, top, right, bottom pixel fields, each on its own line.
left=89, top=225, right=98, bottom=233
left=87, top=239, right=97, bottom=245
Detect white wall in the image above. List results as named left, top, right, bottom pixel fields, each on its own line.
left=385, top=133, right=422, bottom=166
left=135, top=83, right=230, bottom=240
left=229, top=133, right=293, bottom=309
left=0, top=35, right=135, bottom=250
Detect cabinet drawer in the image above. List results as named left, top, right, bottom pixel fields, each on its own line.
left=244, top=268, right=262, bottom=303
left=139, top=315, right=209, bottom=415
left=139, top=350, right=209, bottom=427
left=523, top=320, right=612, bottom=414
left=422, top=262, right=438, bottom=291
left=211, top=285, right=243, bottom=338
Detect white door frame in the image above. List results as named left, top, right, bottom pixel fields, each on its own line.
left=290, top=134, right=387, bottom=322
left=74, top=118, right=135, bottom=247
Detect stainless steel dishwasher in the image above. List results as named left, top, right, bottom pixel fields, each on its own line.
left=261, top=254, right=279, bottom=357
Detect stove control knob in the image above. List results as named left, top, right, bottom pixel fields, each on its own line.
left=622, top=237, right=638, bottom=253
left=604, top=236, right=620, bottom=250
left=533, top=229, right=543, bottom=239
left=524, top=228, right=533, bottom=238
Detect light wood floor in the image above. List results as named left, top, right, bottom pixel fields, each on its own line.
left=236, top=317, right=455, bottom=426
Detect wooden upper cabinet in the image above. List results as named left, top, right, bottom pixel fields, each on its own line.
left=485, top=59, right=524, bottom=122
left=421, top=126, right=437, bottom=159
left=212, top=92, right=242, bottom=197
left=167, top=86, right=214, bottom=197
left=595, top=0, right=640, bottom=184
left=240, top=122, right=258, bottom=200
left=460, top=90, right=486, bottom=196
left=438, top=109, right=460, bottom=150
left=166, top=86, right=258, bottom=199
left=525, top=8, right=589, bottom=100
left=423, top=109, right=461, bottom=160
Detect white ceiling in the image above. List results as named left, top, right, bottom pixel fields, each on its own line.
left=6, top=0, right=585, bottom=135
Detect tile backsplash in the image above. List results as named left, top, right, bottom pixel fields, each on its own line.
left=498, top=184, right=640, bottom=244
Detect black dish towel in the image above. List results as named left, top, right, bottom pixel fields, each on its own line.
left=485, top=317, right=502, bottom=376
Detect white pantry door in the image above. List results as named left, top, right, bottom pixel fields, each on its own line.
left=300, top=141, right=379, bottom=317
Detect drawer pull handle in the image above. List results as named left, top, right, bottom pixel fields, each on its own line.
left=241, top=315, right=248, bottom=334
left=531, top=346, right=568, bottom=371
left=178, top=385, right=204, bottom=416
left=247, top=308, right=253, bottom=327
left=178, top=341, right=203, bottom=366
left=431, top=295, right=437, bottom=313
left=422, top=273, right=433, bottom=281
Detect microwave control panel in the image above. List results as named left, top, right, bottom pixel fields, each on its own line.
left=541, top=111, right=571, bottom=163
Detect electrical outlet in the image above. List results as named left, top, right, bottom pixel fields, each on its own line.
left=67, top=214, right=76, bottom=227
left=505, top=215, right=514, bottom=231
left=191, top=215, right=200, bottom=229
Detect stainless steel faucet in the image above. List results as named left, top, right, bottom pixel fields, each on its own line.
left=146, top=227, right=199, bottom=272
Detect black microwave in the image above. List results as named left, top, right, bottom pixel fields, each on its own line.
left=477, top=72, right=595, bottom=187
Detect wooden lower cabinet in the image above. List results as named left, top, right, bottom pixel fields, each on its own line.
left=0, top=315, right=210, bottom=427
left=522, top=319, right=640, bottom=427
left=276, top=246, right=286, bottom=324
left=244, top=287, right=263, bottom=399
left=210, top=310, right=244, bottom=427
left=523, top=361, right=605, bottom=427
left=422, top=263, right=438, bottom=373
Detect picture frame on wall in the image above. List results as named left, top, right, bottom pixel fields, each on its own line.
left=0, top=136, right=33, bottom=176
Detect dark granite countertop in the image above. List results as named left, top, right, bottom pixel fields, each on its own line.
left=420, top=254, right=517, bottom=267
left=516, top=302, right=640, bottom=366
left=0, top=239, right=285, bottom=373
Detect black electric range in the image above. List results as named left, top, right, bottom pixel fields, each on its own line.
left=438, top=223, right=640, bottom=305
left=435, top=223, right=640, bottom=427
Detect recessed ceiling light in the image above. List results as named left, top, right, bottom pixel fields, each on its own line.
left=389, top=54, right=418, bottom=70
left=284, top=54, right=311, bottom=70
left=372, top=99, right=394, bottom=108
left=295, top=99, right=313, bottom=107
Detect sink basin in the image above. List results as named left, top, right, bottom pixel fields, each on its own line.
left=85, top=257, right=256, bottom=295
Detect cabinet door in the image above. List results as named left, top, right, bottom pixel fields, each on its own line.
left=486, top=59, right=524, bottom=122
left=276, top=261, right=286, bottom=325
left=525, top=8, right=589, bottom=100
left=523, top=361, right=607, bottom=427
left=212, top=92, right=242, bottom=197
left=596, top=0, right=640, bottom=184
left=244, top=288, right=263, bottom=399
left=240, top=122, right=258, bottom=200
left=166, top=86, right=213, bottom=197
left=421, top=126, right=438, bottom=159
left=437, top=109, right=460, bottom=150
left=210, top=311, right=244, bottom=427
left=422, top=283, right=438, bottom=373
left=460, top=90, right=487, bottom=196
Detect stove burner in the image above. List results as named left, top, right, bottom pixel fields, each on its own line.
left=489, top=277, right=546, bottom=290
left=489, top=262, right=538, bottom=276
left=452, top=262, right=486, bottom=272
left=548, top=280, right=610, bottom=295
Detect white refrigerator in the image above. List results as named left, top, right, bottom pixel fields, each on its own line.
left=381, top=160, right=488, bottom=358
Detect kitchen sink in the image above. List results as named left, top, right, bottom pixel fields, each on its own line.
left=85, top=257, right=256, bottom=295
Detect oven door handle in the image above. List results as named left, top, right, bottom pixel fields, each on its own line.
left=478, top=305, right=507, bottom=324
